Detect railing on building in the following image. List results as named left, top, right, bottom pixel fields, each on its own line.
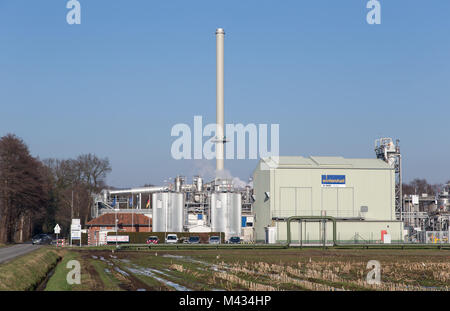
left=99, top=208, right=151, bottom=216
left=272, top=209, right=361, bottom=219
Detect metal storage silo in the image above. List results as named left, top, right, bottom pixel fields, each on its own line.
left=171, top=192, right=184, bottom=232
left=437, top=190, right=449, bottom=212
left=210, top=193, right=226, bottom=233
left=210, top=192, right=241, bottom=238
left=229, top=193, right=242, bottom=236
left=152, top=192, right=184, bottom=232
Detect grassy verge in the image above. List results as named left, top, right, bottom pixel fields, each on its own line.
left=45, top=251, right=81, bottom=291
left=45, top=250, right=107, bottom=291
left=0, top=247, right=62, bottom=291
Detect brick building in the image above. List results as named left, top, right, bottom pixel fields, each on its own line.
left=86, top=213, right=152, bottom=245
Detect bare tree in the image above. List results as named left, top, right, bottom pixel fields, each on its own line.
left=43, top=153, right=112, bottom=230
left=76, top=153, right=111, bottom=191
left=402, top=178, right=443, bottom=196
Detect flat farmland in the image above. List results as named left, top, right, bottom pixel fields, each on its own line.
left=44, top=248, right=450, bottom=291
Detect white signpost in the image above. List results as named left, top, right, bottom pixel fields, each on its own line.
left=54, top=224, right=61, bottom=241
left=70, top=219, right=82, bottom=247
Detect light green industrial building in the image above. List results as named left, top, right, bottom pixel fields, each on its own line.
left=253, top=156, right=404, bottom=244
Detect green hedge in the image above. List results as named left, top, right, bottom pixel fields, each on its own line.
left=106, top=232, right=225, bottom=244
left=81, top=233, right=88, bottom=245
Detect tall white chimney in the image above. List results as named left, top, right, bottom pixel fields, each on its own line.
left=216, top=28, right=225, bottom=172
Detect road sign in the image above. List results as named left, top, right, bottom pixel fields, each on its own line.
left=54, top=224, right=61, bottom=235
left=71, top=230, right=81, bottom=239
left=70, top=219, right=82, bottom=245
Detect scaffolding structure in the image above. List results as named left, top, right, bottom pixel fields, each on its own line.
left=375, top=138, right=402, bottom=220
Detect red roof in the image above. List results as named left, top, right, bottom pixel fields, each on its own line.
left=86, top=213, right=152, bottom=227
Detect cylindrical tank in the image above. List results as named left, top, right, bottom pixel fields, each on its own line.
left=152, top=192, right=184, bottom=232
left=245, top=186, right=251, bottom=201
left=437, top=197, right=449, bottom=211
left=174, top=176, right=183, bottom=192
left=265, top=226, right=277, bottom=244
left=194, top=194, right=200, bottom=203
left=102, top=190, right=109, bottom=203
left=436, top=190, right=449, bottom=212
left=210, top=192, right=241, bottom=239
left=196, top=177, right=203, bottom=192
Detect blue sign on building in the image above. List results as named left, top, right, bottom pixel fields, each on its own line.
left=321, top=175, right=346, bottom=187
left=242, top=216, right=247, bottom=227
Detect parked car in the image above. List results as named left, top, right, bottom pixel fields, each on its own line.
left=187, top=236, right=200, bottom=244
left=146, top=236, right=159, bottom=244
left=227, top=236, right=241, bottom=244
left=32, top=234, right=53, bottom=245
left=165, top=234, right=178, bottom=244
left=179, top=237, right=189, bottom=244
left=209, top=236, right=221, bottom=244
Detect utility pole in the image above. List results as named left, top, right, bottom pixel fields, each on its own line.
left=115, top=208, right=119, bottom=249
left=71, top=190, right=74, bottom=219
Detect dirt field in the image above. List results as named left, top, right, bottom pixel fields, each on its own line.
left=45, top=248, right=450, bottom=291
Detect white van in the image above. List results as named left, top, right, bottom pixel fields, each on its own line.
left=165, top=234, right=178, bottom=244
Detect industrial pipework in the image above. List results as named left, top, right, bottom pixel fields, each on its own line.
left=216, top=28, right=225, bottom=171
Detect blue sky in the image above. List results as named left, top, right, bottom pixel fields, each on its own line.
left=0, top=0, right=449, bottom=187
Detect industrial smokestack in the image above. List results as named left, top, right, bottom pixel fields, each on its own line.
left=216, top=28, right=225, bottom=172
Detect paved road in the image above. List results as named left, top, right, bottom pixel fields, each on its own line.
left=0, top=244, right=42, bottom=264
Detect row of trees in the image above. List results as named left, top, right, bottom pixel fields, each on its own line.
left=402, top=179, right=449, bottom=196
left=42, top=154, right=111, bottom=236
left=0, top=134, right=111, bottom=243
